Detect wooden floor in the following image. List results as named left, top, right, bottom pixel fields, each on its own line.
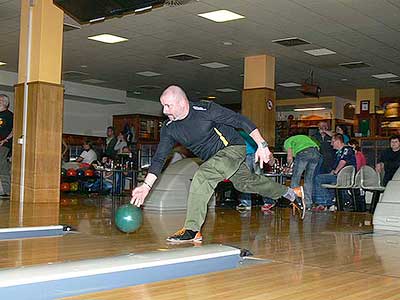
left=1, top=195, right=400, bottom=299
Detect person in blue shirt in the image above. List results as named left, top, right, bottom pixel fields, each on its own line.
left=236, top=130, right=276, bottom=214
left=313, top=133, right=356, bottom=211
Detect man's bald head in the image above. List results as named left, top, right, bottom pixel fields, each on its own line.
left=160, top=85, right=188, bottom=104
left=160, top=85, right=190, bottom=121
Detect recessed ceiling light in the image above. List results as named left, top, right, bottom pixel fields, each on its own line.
left=388, top=79, right=400, bottom=84
left=304, top=48, right=336, bottom=56
left=198, top=10, right=245, bottom=23
left=223, top=41, right=233, bottom=46
left=88, top=34, right=128, bottom=44
left=294, top=107, right=326, bottom=112
left=0, top=62, right=6, bottom=66
left=200, top=62, right=229, bottom=69
left=207, top=96, right=217, bottom=99
left=133, top=91, right=142, bottom=95
left=341, top=78, right=348, bottom=81
left=372, top=73, right=398, bottom=79
left=216, top=88, right=238, bottom=92
left=136, top=71, right=162, bottom=77
left=80, top=65, right=88, bottom=68
left=278, top=82, right=301, bottom=87
left=82, top=79, right=106, bottom=84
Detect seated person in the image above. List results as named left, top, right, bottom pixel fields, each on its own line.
left=348, top=139, right=367, bottom=171
left=376, top=135, right=400, bottom=186
left=76, top=141, right=97, bottom=164
left=313, top=133, right=356, bottom=211
left=86, top=155, right=112, bottom=193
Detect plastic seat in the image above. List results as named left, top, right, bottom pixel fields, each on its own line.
left=360, top=166, right=385, bottom=214
left=391, top=167, right=400, bottom=181
left=350, top=169, right=366, bottom=212
left=321, top=165, right=355, bottom=211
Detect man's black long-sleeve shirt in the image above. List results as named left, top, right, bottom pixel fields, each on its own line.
left=148, top=101, right=257, bottom=176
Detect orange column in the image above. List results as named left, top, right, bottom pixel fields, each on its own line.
left=242, top=55, right=276, bottom=146
left=11, top=0, right=64, bottom=215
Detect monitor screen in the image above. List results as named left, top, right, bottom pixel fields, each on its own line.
left=54, top=0, right=166, bottom=24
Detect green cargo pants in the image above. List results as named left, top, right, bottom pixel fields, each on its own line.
left=184, top=145, right=288, bottom=231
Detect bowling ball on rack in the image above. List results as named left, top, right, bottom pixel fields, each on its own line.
left=70, top=182, right=79, bottom=192
left=61, top=168, right=67, bottom=177
left=66, top=168, right=77, bottom=177
left=115, top=204, right=143, bottom=233
left=79, top=163, right=91, bottom=169
left=60, top=182, right=70, bottom=192
left=84, top=169, right=94, bottom=177
left=76, top=169, right=85, bottom=178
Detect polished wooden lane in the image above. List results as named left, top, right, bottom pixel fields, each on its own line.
left=1, top=195, right=400, bottom=299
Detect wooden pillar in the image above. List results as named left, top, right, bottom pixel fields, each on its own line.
left=356, top=88, right=379, bottom=137
left=11, top=0, right=64, bottom=206
left=242, top=55, right=276, bottom=146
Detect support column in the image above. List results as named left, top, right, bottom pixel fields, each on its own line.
left=11, top=0, right=64, bottom=206
left=242, top=55, right=276, bottom=146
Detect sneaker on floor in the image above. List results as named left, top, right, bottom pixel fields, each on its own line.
left=311, top=205, right=327, bottom=212
left=236, top=203, right=251, bottom=212
left=328, top=205, right=337, bottom=212
left=166, top=228, right=202, bottom=244
left=291, top=186, right=306, bottom=220
left=261, top=203, right=275, bottom=213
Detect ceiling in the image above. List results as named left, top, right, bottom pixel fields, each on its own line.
left=1, top=0, right=400, bottom=104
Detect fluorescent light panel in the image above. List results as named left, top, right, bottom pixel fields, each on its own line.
left=0, top=62, right=6, bottom=66
left=136, top=71, right=162, bottom=77
left=294, top=107, right=326, bottom=112
left=216, top=88, right=238, bottom=92
left=198, top=10, right=245, bottom=23
left=200, top=62, right=229, bottom=69
left=88, top=34, right=128, bottom=44
left=278, top=82, right=301, bottom=87
left=372, top=73, right=398, bottom=79
left=304, top=48, right=336, bottom=56
left=82, top=79, right=106, bottom=84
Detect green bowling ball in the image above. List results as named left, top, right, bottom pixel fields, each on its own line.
left=115, top=204, right=143, bottom=233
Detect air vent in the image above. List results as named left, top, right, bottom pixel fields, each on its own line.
left=339, top=61, right=370, bottom=69
left=272, top=37, right=310, bottom=47
left=137, top=85, right=162, bottom=90
left=164, top=0, right=196, bottom=6
left=167, top=53, right=201, bottom=61
left=62, top=71, right=89, bottom=81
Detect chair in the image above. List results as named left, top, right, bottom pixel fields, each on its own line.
left=391, top=166, right=400, bottom=181
left=360, top=166, right=385, bottom=214
left=321, top=165, right=355, bottom=211
left=351, top=169, right=366, bottom=212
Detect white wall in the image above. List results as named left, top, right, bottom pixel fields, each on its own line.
left=0, top=70, right=163, bottom=137
left=63, top=98, right=162, bottom=137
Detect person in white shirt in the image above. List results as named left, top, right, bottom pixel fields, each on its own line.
left=76, top=141, right=97, bottom=164
left=114, top=132, right=128, bottom=154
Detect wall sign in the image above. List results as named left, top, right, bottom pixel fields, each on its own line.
left=360, top=100, right=370, bottom=117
